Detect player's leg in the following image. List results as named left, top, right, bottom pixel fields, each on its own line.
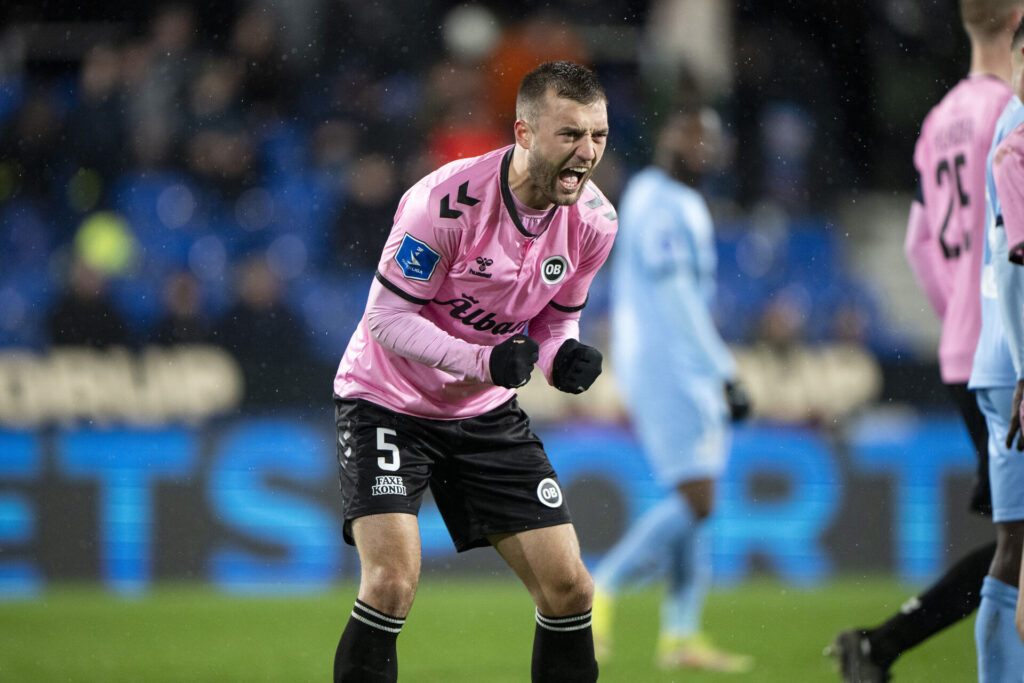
left=335, top=513, right=421, bottom=683
left=977, top=520, right=1024, bottom=682
left=491, top=523, right=599, bottom=683
left=948, top=382, right=993, bottom=517
left=592, top=495, right=689, bottom=589
left=333, top=398, right=433, bottom=683
left=829, top=382, right=994, bottom=681
left=829, top=542, right=994, bottom=682
left=591, top=492, right=699, bottom=657
left=1016, top=543, right=1024, bottom=642
left=660, top=478, right=714, bottom=642
left=429, top=397, right=594, bottom=681
left=592, top=380, right=729, bottom=664
left=655, top=478, right=751, bottom=673
left=974, top=386, right=1024, bottom=681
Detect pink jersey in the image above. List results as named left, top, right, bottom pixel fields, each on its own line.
left=995, top=123, right=1024, bottom=261
left=908, top=74, right=1012, bottom=383
left=333, top=145, right=618, bottom=419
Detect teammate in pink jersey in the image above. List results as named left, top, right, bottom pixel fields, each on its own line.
left=331, top=62, right=615, bottom=683
left=830, top=1, right=1024, bottom=681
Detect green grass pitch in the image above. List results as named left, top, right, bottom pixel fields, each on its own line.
left=0, top=576, right=976, bottom=681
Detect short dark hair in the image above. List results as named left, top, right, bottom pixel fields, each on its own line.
left=516, top=61, right=606, bottom=126
left=961, top=0, right=1024, bottom=39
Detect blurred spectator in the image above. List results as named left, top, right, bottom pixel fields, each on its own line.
left=753, top=295, right=807, bottom=353
left=423, top=60, right=505, bottom=165
left=126, top=114, right=177, bottom=171
left=66, top=44, right=127, bottom=188
left=327, top=0, right=446, bottom=75
left=230, top=6, right=289, bottom=120
left=485, top=12, right=590, bottom=127
left=127, top=3, right=202, bottom=140
left=183, top=57, right=255, bottom=199
left=333, top=154, right=399, bottom=270
left=0, top=2, right=944, bottom=405
left=0, top=84, right=63, bottom=204
left=152, top=270, right=211, bottom=345
left=212, top=256, right=312, bottom=406
left=248, top=0, right=326, bottom=75
left=46, top=256, right=130, bottom=348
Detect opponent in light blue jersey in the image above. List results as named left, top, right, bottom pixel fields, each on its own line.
left=969, top=95, right=1024, bottom=391
left=591, top=108, right=752, bottom=673
left=967, top=81, right=1024, bottom=681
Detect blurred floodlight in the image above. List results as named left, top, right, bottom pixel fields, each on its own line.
left=74, top=211, right=137, bottom=276
left=443, top=4, right=500, bottom=62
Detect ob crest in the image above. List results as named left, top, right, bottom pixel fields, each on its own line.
left=541, top=256, right=567, bottom=285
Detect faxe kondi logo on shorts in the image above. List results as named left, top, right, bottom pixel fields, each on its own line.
left=372, top=476, right=407, bottom=496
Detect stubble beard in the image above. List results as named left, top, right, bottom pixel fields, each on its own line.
left=528, top=151, right=591, bottom=207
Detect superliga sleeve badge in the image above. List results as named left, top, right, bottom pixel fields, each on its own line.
left=395, top=233, right=441, bottom=281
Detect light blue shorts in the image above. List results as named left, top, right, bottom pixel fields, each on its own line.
left=624, top=376, right=730, bottom=487
left=975, top=387, right=1024, bottom=523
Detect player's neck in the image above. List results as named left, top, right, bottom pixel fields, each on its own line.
left=508, top=146, right=555, bottom=210
left=970, top=40, right=1012, bottom=82
left=659, top=160, right=700, bottom=190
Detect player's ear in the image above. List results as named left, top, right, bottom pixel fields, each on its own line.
left=514, top=119, right=532, bottom=150
left=1011, top=8, right=1024, bottom=32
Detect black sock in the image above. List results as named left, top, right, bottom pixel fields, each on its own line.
left=334, top=599, right=405, bottom=683
left=869, top=540, right=995, bottom=667
left=531, top=609, right=599, bottom=683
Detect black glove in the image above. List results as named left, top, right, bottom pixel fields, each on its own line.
left=724, top=380, right=752, bottom=422
left=489, top=334, right=539, bottom=388
left=552, top=339, right=603, bottom=394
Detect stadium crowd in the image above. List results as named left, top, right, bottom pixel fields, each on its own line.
left=0, top=0, right=971, bottom=405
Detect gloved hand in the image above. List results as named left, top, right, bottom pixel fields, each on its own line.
left=489, top=334, right=539, bottom=388
left=552, top=339, right=603, bottom=394
left=724, top=380, right=752, bottom=422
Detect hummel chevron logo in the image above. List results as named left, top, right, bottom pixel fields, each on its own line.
left=439, top=181, right=481, bottom=219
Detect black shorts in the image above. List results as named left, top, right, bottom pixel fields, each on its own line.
left=334, top=396, right=572, bottom=552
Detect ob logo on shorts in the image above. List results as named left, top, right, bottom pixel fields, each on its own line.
left=540, top=256, right=567, bottom=285
left=536, top=478, right=563, bottom=508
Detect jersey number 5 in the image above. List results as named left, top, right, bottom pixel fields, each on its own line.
left=376, top=427, right=400, bottom=472
left=936, top=153, right=970, bottom=259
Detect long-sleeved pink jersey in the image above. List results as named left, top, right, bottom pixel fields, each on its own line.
left=334, top=145, right=617, bottom=419
left=905, top=74, right=1012, bottom=383
left=996, top=121, right=1024, bottom=261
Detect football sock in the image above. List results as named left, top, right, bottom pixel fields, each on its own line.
left=662, top=521, right=710, bottom=637
left=868, top=540, right=994, bottom=668
left=593, top=494, right=696, bottom=591
left=532, top=609, right=599, bottom=683
left=975, top=576, right=1024, bottom=683
left=334, top=599, right=405, bottom=683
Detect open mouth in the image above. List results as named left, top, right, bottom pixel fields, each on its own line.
left=557, top=166, right=588, bottom=193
